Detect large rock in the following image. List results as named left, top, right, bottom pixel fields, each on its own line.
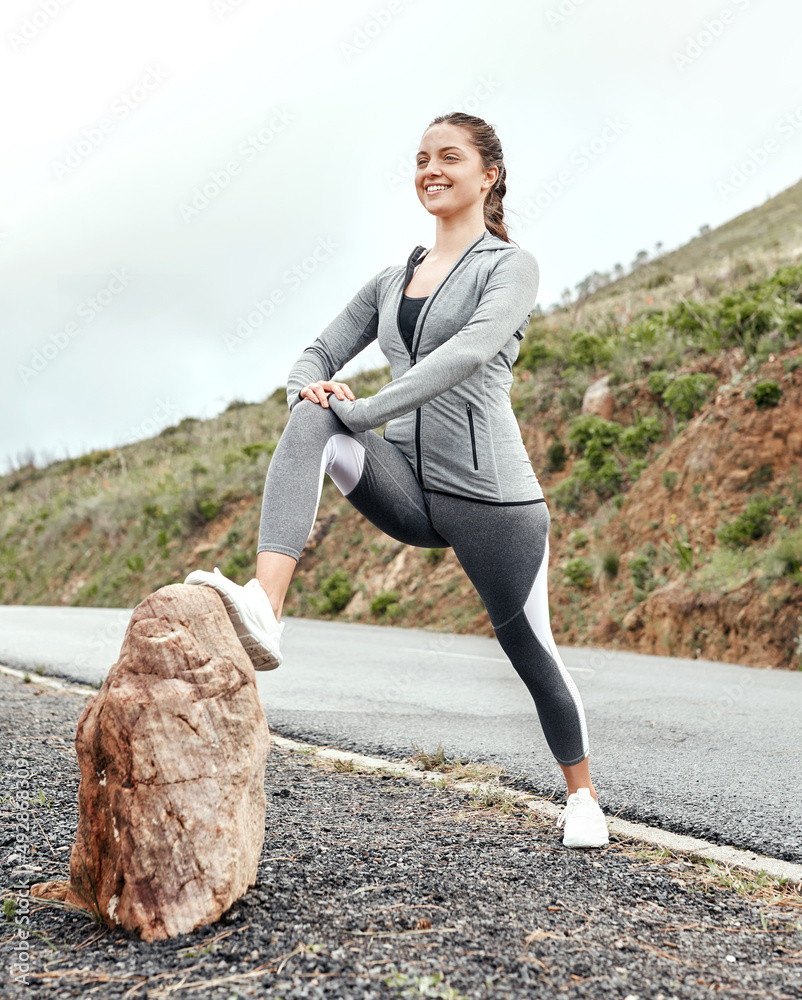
left=62, top=583, right=270, bottom=941
left=582, top=374, right=615, bottom=420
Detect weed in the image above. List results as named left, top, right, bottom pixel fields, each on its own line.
left=600, top=548, right=620, bottom=578
left=717, top=496, right=775, bottom=549
left=662, top=469, right=679, bottom=492
left=751, top=380, right=782, bottom=409
left=563, top=557, right=593, bottom=589
left=568, top=528, right=589, bottom=549
left=409, top=742, right=448, bottom=771
left=469, top=785, right=515, bottom=814
left=384, top=965, right=468, bottom=999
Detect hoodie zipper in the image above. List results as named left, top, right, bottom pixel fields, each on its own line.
left=400, top=231, right=488, bottom=487
left=466, top=402, right=478, bottom=470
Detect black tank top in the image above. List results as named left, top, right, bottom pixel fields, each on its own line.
left=399, top=294, right=427, bottom=354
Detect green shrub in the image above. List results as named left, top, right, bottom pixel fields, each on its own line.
left=568, top=330, right=613, bottom=368
left=662, top=373, right=717, bottom=419
left=664, top=298, right=713, bottom=342
left=552, top=456, right=623, bottom=513
left=241, top=441, right=276, bottom=462
left=601, top=549, right=619, bottom=577
left=717, top=497, right=774, bottom=549
left=626, top=311, right=666, bottom=350
left=371, top=590, right=400, bottom=616
left=647, top=370, right=671, bottom=396
left=198, top=499, right=219, bottom=522
left=563, top=558, right=593, bottom=589
left=568, top=529, right=589, bottom=549
left=318, top=570, right=353, bottom=613
left=126, top=555, right=144, bottom=573
left=222, top=550, right=252, bottom=579
left=627, top=459, right=649, bottom=481
left=422, top=547, right=446, bottom=564
left=567, top=414, right=622, bottom=468
left=751, top=381, right=782, bottom=409
left=546, top=440, right=567, bottom=472
left=619, top=415, right=663, bottom=456
left=766, top=529, right=802, bottom=581
left=516, top=338, right=552, bottom=371
left=629, top=552, right=653, bottom=591
left=646, top=272, right=672, bottom=289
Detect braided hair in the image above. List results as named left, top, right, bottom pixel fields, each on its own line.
left=426, top=112, right=509, bottom=243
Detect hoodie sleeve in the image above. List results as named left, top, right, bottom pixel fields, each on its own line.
left=326, top=248, right=539, bottom=433
left=285, top=266, right=390, bottom=412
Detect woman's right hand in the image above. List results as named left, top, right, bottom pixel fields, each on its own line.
left=300, top=380, right=356, bottom=407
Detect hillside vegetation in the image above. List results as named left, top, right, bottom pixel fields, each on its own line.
left=3, top=182, right=802, bottom=670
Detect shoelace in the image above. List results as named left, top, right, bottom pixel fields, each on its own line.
left=556, top=795, right=597, bottom=829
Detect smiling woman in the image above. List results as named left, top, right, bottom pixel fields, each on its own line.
left=185, top=111, right=610, bottom=851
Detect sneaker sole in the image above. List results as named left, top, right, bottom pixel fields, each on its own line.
left=563, top=826, right=609, bottom=849
left=185, top=574, right=282, bottom=671
left=563, top=837, right=610, bottom=847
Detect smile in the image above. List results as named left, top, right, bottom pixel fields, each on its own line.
left=426, top=184, right=452, bottom=194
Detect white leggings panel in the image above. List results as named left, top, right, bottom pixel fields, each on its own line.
left=519, top=536, right=590, bottom=756
left=310, top=433, right=368, bottom=535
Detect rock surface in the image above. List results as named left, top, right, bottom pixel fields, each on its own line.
left=63, top=583, right=270, bottom=941
left=581, top=373, right=615, bottom=420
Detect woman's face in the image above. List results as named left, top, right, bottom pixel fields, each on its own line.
left=415, top=122, right=498, bottom=221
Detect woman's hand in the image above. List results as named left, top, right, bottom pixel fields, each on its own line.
left=300, top=380, right=356, bottom=407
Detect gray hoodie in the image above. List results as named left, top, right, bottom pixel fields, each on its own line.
left=285, top=228, right=545, bottom=504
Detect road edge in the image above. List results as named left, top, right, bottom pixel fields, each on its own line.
left=3, top=662, right=800, bottom=888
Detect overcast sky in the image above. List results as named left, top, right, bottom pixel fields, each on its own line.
left=2, top=0, right=802, bottom=473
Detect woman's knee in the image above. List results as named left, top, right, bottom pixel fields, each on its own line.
left=288, top=398, right=349, bottom=438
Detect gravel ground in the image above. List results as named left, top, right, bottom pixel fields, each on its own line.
left=1, top=672, right=800, bottom=1000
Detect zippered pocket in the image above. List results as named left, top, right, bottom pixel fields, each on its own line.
left=465, top=402, right=478, bottom=471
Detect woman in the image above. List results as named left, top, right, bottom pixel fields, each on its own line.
left=186, top=112, right=608, bottom=849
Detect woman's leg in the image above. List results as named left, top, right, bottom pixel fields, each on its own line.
left=427, top=493, right=595, bottom=796
left=256, top=399, right=449, bottom=619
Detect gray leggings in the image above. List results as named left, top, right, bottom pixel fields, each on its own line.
left=257, top=399, right=589, bottom=766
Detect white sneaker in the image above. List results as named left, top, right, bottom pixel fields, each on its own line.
left=183, top=566, right=284, bottom=671
left=556, top=787, right=609, bottom=849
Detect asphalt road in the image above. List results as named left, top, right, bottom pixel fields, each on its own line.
left=1, top=604, right=799, bottom=863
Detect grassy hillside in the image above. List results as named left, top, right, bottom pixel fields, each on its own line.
left=3, top=182, right=802, bottom=670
